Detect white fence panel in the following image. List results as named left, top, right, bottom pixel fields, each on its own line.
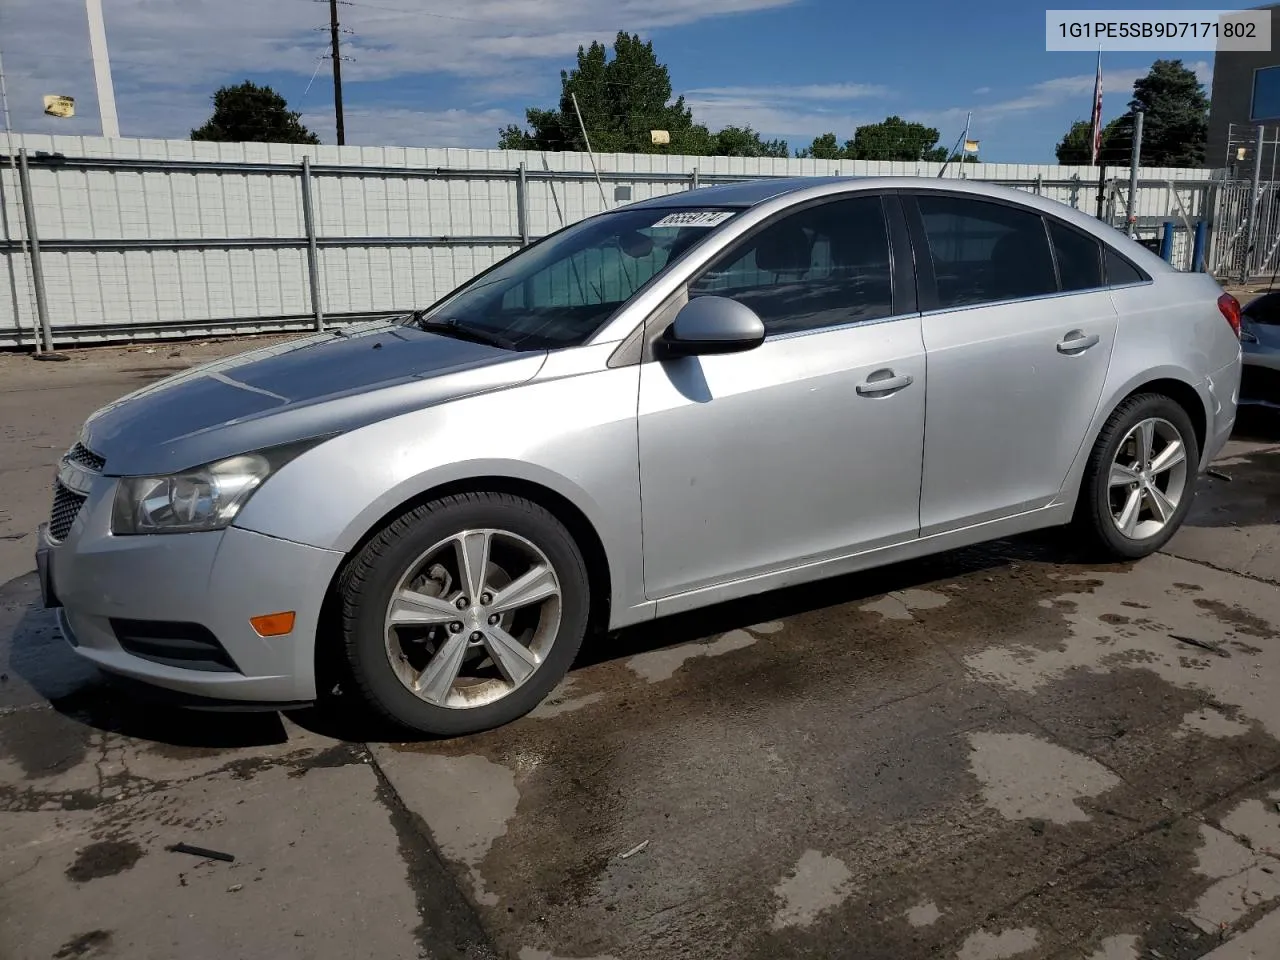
left=0, top=134, right=1225, bottom=347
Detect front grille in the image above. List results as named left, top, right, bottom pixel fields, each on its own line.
left=66, top=442, right=106, bottom=472
left=47, top=441, right=104, bottom=542
left=49, top=485, right=88, bottom=542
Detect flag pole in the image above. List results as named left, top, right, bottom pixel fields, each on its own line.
left=936, top=111, right=972, bottom=178
left=1093, top=45, right=1107, bottom=219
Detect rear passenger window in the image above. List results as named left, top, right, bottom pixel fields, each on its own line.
left=916, top=196, right=1057, bottom=308
left=1105, top=248, right=1145, bottom=286
left=689, top=195, right=894, bottom=336
left=1049, top=221, right=1103, bottom=291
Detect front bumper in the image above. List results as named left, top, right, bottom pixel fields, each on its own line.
left=37, top=479, right=345, bottom=704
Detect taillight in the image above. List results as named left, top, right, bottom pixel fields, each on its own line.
left=1218, top=292, right=1242, bottom=339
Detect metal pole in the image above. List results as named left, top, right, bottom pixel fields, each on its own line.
left=329, top=0, right=345, bottom=146
left=85, top=0, right=120, bottom=138
left=1095, top=164, right=1106, bottom=220
left=1193, top=220, right=1208, bottom=273
left=1249, top=124, right=1265, bottom=277
left=570, top=92, right=608, bottom=209
left=1127, top=111, right=1143, bottom=239
left=692, top=167, right=700, bottom=191
left=515, top=162, right=529, bottom=246
left=0, top=46, right=40, bottom=352
left=1159, top=221, right=1174, bottom=262
left=300, top=157, right=324, bottom=332
left=17, top=149, right=54, bottom=353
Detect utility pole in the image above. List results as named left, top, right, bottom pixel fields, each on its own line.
left=85, top=0, right=120, bottom=137
left=329, top=0, right=345, bottom=145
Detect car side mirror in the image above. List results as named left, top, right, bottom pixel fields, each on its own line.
left=656, top=296, right=766, bottom=359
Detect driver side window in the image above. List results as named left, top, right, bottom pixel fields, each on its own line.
left=688, top=195, right=894, bottom=336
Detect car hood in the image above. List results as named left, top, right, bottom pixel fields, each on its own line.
left=83, top=320, right=548, bottom=476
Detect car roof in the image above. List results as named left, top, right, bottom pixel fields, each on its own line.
left=629, top=176, right=850, bottom=209
left=626, top=175, right=1172, bottom=273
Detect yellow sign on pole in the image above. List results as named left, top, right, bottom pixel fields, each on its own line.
left=963, top=139, right=980, bottom=153
left=651, top=129, right=671, bottom=146
left=43, top=95, right=75, bottom=119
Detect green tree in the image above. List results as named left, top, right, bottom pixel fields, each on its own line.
left=191, top=81, right=319, bottom=144
left=712, top=125, right=789, bottom=158
left=1052, top=60, right=1207, bottom=167
left=498, top=32, right=711, bottom=155
left=796, top=132, right=845, bottom=159
left=844, top=116, right=949, bottom=162
left=1126, top=59, right=1208, bottom=166
left=1054, top=117, right=1127, bottom=164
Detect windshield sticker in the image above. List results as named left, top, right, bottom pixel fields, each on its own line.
left=650, top=210, right=736, bottom=229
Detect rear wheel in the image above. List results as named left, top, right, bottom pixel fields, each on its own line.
left=1074, top=393, right=1200, bottom=559
left=338, top=492, right=589, bottom=736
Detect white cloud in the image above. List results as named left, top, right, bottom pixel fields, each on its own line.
left=0, top=0, right=800, bottom=141
left=918, top=58, right=1217, bottom=133
left=686, top=83, right=890, bottom=101
left=973, top=86, right=991, bottom=95
left=679, top=81, right=894, bottom=144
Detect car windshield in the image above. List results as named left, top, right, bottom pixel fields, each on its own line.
left=411, top=207, right=742, bottom=350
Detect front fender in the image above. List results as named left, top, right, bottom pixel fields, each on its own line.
left=232, top=365, right=645, bottom=625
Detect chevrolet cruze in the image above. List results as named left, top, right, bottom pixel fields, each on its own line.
left=37, top=177, right=1243, bottom=735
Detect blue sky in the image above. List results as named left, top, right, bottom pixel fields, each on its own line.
left=1, top=0, right=1220, bottom=163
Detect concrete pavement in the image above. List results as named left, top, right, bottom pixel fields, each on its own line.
left=2, top=339, right=1280, bottom=959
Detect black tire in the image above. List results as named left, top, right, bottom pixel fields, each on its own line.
left=337, top=492, right=590, bottom=736
left=1073, top=392, right=1201, bottom=560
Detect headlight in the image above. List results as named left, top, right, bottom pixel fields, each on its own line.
left=111, top=441, right=319, bottom=535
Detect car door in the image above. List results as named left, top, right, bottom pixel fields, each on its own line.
left=902, top=192, right=1119, bottom=535
left=637, top=193, right=926, bottom=600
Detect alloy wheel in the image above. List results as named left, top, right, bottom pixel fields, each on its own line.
left=1107, top=416, right=1190, bottom=541
left=382, top=528, right=562, bottom=709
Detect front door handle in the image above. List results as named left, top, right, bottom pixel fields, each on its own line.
left=856, top=370, right=914, bottom=396
left=1057, top=330, right=1101, bottom=354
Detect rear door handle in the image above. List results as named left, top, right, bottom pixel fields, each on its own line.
left=856, top=371, right=914, bottom=396
left=1057, top=331, right=1101, bottom=354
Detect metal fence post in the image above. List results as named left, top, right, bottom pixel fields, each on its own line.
left=300, top=156, right=324, bottom=332
left=1127, top=111, right=1143, bottom=238
left=1159, top=221, right=1175, bottom=262
left=1069, top=173, right=1080, bottom=209
left=17, top=148, right=54, bottom=354
left=692, top=167, right=700, bottom=191
left=1192, top=219, right=1208, bottom=273
left=516, top=162, right=529, bottom=246
left=1245, top=124, right=1265, bottom=282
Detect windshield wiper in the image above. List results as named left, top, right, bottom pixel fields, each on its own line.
left=411, top=313, right=517, bottom=351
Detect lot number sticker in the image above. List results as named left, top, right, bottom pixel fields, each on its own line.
left=651, top=210, right=736, bottom=228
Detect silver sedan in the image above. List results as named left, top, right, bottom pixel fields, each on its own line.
left=36, top=177, right=1243, bottom=735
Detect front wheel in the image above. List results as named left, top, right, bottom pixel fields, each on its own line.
left=337, top=492, right=590, bottom=736
left=1074, top=393, right=1201, bottom=560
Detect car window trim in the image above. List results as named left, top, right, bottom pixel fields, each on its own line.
left=901, top=189, right=1146, bottom=310
left=1045, top=215, right=1107, bottom=294
left=682, top=191, right=902, bottom=341
left=1102, top=243, right=1153, bottom=288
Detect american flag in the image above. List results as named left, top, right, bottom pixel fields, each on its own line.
left=1090, top=49, right=1103, bottom=165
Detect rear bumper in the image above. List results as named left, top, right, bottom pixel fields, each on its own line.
left=41, top=485, right=344, bottom=704
left=1203, top=357, right=1241, bottom=464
